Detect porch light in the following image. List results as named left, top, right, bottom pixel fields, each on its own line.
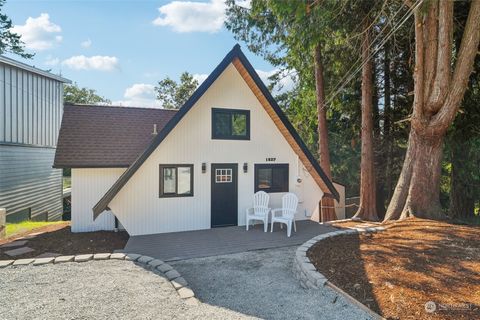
left=243, top=162, right=248, bottom=173
left=202, top=162, right=207, bottom=173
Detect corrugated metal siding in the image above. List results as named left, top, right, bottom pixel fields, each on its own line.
left=108, top=64, right=325, bottom=236
left=0, top=145, right=63, bottom=220
left=71, top=168, right=126, bottom=232
left=0, top=62, right=63, bottom=147
left=0, top=60, right=64, bottom=221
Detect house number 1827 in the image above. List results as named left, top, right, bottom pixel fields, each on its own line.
left=266, top=158, right=276, bottom=162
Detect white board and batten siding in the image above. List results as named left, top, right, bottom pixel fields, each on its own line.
left=71, top=168, right=126, bottom=232
left=105, top=64, right=341, bottom=236
left=0, top=57, right=67, bottom=221
left=333, top=182, right=345, bottom=220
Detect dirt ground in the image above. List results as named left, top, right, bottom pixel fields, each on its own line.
left=308, top=218, right=480, bottom=320
left=330, top=220, right=383, bottom=229
left=0, top=222, right=128, bottom=260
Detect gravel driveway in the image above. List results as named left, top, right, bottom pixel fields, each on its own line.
left=0, top=260, right=255, bottom=320
left=171, top=246, right=373, bottom=320
left=1, top=248, right=372, bottom=320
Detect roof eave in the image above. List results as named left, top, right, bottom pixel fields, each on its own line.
left=53, top=164, right=130, bottom=169
left=0, top=55, right=71, bottom=83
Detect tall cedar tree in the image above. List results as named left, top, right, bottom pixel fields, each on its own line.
left=354, top=18, right=378, bottom=221
left=314, top=43, right=336, bottom=221
left=384, top=0, right=480, bottom=220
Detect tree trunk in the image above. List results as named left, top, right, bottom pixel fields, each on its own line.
left=384, top=129, right=444, bottom=220
left=314, top=43, right=337, bottom=221
left=383, top=43, right=393, bottom=201
left=373, top=54, right=386, bottom=218
left=354, top=20, right=378, bottom=221
left=384, top=0, right=480, bottom=221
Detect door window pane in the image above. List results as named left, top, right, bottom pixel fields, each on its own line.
left=215, top=168, right=232, bottom=183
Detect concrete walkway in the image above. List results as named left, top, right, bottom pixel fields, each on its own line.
left=124, top=220, right=336, bottom=261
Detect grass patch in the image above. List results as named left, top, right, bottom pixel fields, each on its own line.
left=63, top=176, right=71, bottom=189
left=6, top=221, right=65, bottom=237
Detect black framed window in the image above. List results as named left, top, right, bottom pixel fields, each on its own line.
left=159, top=164, right=194, bottom=197
left=254, top=164, right=289, bottom=193
left=212, top=108, right=250, bottom=140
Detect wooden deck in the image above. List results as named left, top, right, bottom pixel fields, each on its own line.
left=124, top=220, right=336, bottom=261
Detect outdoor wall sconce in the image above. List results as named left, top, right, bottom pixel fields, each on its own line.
left=202, top=162, right=207, bottom=173
left=243, top=162, right=248, bottom=173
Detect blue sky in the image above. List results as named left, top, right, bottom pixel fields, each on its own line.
left=4, top=0, right=287, bottom=107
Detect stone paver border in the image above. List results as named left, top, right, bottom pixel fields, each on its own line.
left=293, top=222, right=386, bottom=320
left=0, top=252, right=198, bottom=305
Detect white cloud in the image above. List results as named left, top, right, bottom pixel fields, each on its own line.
left=152, top=0, right=226, bottom=33
left=113, top=83, right=162, bottom=108
left=192, top=73, right=208, bottom=84
left=81, top=38, right=92, bottom=48
left=44, top=55, right=60, bottom=66
left=256, top=69, right=296, bottom=94
left=62, top=55, right=119, bottom=71
left=11, top=13, right=62, bottom=51
left=124, top=83, right=156, bottom=100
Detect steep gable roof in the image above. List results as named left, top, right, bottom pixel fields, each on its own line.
left=93, top=44, right=338, bottom=218
left=54, top=104, right=177, bottom=168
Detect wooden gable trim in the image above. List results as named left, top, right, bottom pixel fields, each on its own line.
left=232, top=58, right=332, bottom=196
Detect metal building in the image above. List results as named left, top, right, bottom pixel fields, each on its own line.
left=0, top=55, right=71, bottom=222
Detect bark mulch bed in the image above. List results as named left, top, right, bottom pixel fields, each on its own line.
left=330, top=220, right=383, bottom=229
left=307, top=218, right=480, bottom=320
left=0, top=222, right=129, bottom=260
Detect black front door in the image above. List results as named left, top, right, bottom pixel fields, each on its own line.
left=211, top=163, right=238, bottom=227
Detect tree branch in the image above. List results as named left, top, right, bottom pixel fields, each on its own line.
left=423, top=0, right=439, bottom=106
left=429, top=0, right=480, bottom=134
left=411, top=8, right=427, bottom=131
left=427, top=0, right=453, bottom=114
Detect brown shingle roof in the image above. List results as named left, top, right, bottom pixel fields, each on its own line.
left=53, top=104, right=177, bottom=168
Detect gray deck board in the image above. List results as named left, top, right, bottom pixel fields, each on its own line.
left=124, top=220, right=336, bottom=261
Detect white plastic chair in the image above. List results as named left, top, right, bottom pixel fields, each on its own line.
left=271, top=193, right=299, bottom=237
left=246, top=191, right=270, bottom=232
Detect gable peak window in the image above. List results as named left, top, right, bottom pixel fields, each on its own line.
left=159, top=164, right=194, bottom=197
left=212, top=108, right=250, bottom=140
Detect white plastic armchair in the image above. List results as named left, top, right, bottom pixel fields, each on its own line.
left=271, top=193, right=299, bottom=237
left=246, top=191, right=270, bottom=232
